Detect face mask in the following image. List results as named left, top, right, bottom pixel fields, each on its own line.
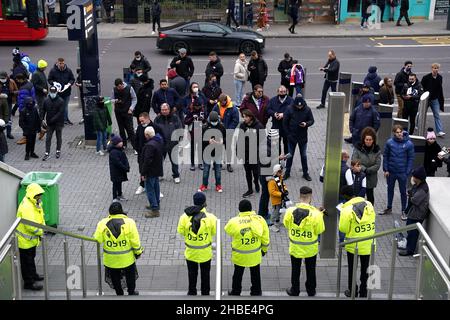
left=210, top=121, right=218, bottom=126
left=409, top=81, right=415, bottom=85
left=135, top=57, right=141, bottom=61
left=142, top=123, right=148, bottom=128
left=36, top=198, right=42, bottom=206
left=405, top=67, right=411, bottom=72
left=192, top=88, right=199, bottom=93
left=136, top=72, right=143, bottom=77
left=410, top=177, right=416, bottom=186
left=0, top=78, right=6, bottom=83
left=49, top=93, right=57, bottom=99
left=278, top=94, right=287, bottom=99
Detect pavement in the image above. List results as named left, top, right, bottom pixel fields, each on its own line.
left=47, top=19, right=450, bottom=39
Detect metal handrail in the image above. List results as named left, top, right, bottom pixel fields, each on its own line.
left=20, top=219, right=98, bottom=242
left=337, top=222, right=450, bottom=299
left=215, top=219, right=222, bottom=301
left=0, top=218, right=21, bottom=253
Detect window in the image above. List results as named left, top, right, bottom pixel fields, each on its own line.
left=347, top=0, right=361, bottom=13
left=181, top=24, right=200, bottom=32
left=199, top=23, right=225, bottom=34
left=2, top=0, right=27, bottom=19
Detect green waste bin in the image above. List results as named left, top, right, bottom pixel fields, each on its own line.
left=103, top=96, right=113, bottom=135
left=18, top=172, right=62, bottom=228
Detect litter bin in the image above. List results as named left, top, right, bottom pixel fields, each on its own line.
left=18, top=172, right=62, bottom=228
left=103, top=96, right=113, bottom=136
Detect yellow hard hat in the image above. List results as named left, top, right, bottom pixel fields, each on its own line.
left=38, top=59, right=48, bottom=69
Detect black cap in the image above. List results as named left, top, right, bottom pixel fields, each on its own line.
left=340, top=185, right=355, bottom=199
left=300, top=186, right=312, bottom=195
left=193, top=192, right=206, bottom=206
left=239, top=199, right=252, bottom=212
left=109, top=202, right=124, bottom=215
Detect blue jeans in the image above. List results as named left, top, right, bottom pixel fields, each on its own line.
left=145, top=176, right=160, bottom=210
left=387, top=173, right=407, bottom=211
left=0, top=154, right=4, bottom=162
left=234, top=80, right=245, bottom=107
left=96, top=130, right=107, bottom=152
left=406, top=218, right=424, bottom=254
left=430, top=99, right=443, bottom=133
left=294, top=84, right=303, bottom=97
left=202, top=161, right=221, bottom=186
left=286, top=140, right=308, bottom=175
left=320, top=80, right=337, bottom=105
left=62, top=95, right=71, bottom=122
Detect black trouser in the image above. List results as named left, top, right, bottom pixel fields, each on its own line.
left=366, top=188, right=374, bottom=206
left=281, top=80, right=294, bottom=97
left=278, top=134, right=289, bottom=156
left=406, top=218, right=424, bottom=254
left=258, top=175, right=270, bottom=218
left=397, top=9, right=411, bottom=25
left=320, top=80, right=337, bottom=105
left=36, top=95, right=46, bottom=118
left=20, top=246, right=38, bottom=286
left=164, top=147, right=180, bottom=178
left=289, top=16, right=298, bottom=32
left=112, top=181, right=123, bottom=199
left=108, top=263, right=136, bottom=295
left=189, top=130, right=201, bottom=166
left=244, top=164, right=260, bottom=192
left=45, top=125, right=63, bottom=153
left=402, top=104, right=418, bottom=135
left=226, top=12, right=239, bottom=27
left=186, top=259, right=211, bottom=295
left=25, top=133, right=37, bottom=155
left=250, top=80, right=265, bottom=90
left=115, top=112, right=135, bottom=149
left=231, top=264, right=261, bottom=295
left=152, top=15, right=161, bottom=31
left=290, top=255, right=317, bottom=295
left=347, top=252, right=370, bottom=296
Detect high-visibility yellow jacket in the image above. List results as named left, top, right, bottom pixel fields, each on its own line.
left=283, top=203, right=325, bottom=258
left=94, top=214, right=144, bottom=269
left=16, top=183, right=46, bottom=249
left=177, top=206, right=217, bottom=263
left=224, top=211, right=270, bottom=267
left=339, top=197, right=376, bottom=255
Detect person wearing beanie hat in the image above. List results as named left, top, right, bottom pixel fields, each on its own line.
left=363, top=66, right=381, bottom=92
left=399, top=166, right=430, bottom=256
left=424, top=128, right=443, bottom=177
left=225, top=199, right=270, bottom=296
left=107, top=133, right=130, bottom=203
left=177, top=192, right=217, bottom=295
left=267, top=163, right=288, bottom=232
left=0, top=118, right=8, bottom=162
left=19, top=96, right=41, bottom=160
left=198, top=108, right=226, bottom=193
left=94, top=201, right=143, bottom=296
left=347, top=93, right=380, bottom=147
left=282, top=90, right=314, bottom=180
left=283, top=185, right=324, bottom=296
left=338, top=183, right=376, bottom=298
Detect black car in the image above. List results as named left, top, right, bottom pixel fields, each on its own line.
left=156, top=21, right=265, bottom=55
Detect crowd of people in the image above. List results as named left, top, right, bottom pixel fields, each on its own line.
left=5, top=44, right=449, bottom=297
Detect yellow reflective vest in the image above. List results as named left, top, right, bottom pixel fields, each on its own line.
left=283, top=203, right=325, bottom=258
left=339, top=197, right=376, bottom=255
left=224, top=211, right=270, bottom=267
left=16, top=183, right=46, bottom=249
left=177, top=207, right=217, bottom=263
left=94, top=214, right=144, bottom=269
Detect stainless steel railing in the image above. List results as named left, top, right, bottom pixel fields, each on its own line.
left=0, top=218, right=103, bottom=300
left=215, top=218, right=222, bottom=301
left=336, top=222, right=450, bottom=300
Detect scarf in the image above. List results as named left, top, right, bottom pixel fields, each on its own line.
left=290, top=64, right=304, bottom=86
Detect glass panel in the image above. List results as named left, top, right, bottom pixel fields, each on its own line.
left=347, top=0, right=361, bottom=13
left=2, top=0, right=27, bottom=19
left=199, top=23, right=225, bottom=34
left=0, top=245, right=15, bottom=300
left=420, top=246, right=450, bottom=300
left=181, top=24, right=200, bottom=32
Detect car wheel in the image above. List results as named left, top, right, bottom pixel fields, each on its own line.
left=240, top=41, right=256, bottom=55
left=173, top=41, right=189, bottom=55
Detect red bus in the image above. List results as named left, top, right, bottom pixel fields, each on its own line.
left=0, top=0, right=48, bottom=41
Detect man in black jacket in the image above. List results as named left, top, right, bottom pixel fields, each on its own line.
left=141, top=126, right=164, bottom=218
left=133, top=75, right=154, bottom=121
left=151, top=0, right=162, bottom=34
left=31, top=59, right=48, bottom=117
left=267, top=85, right=293, bottom=155
left=170, top=48, right=195, bottom=94
left=421, top=63, right=445, bottom=137
left=317, top=50, right=340, bottom=109
left=41, top=86, right=64, bottom=161
left=154, top=103, right=183, bottom=183
left=248, top=51, right=268, bottom=89
left=277, top=53, right=294, bottom=97
left=396, top=0, right=413, bottom=26
left=112, top=78, right=137, bottom=149
left=283, top=96, right=314, bottom=180
left=47, top=58, right=75, bottom=125
left=130, top=51, right=152, bottom=77
left=394, top=60, right=413, bottom=118
left=205, top=52, right=224, bottom=87
left=402, top=73, right=423, bottom=135
left=135, top=112, right=157, bottom=195
left=19, top=97, right=41, bottom=160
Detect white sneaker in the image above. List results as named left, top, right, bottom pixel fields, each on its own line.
left=270, top=224, right=280, bottom=233
left=174, top=177, right=181, bottom=184
left=134, top=150, right=138, bottom=155
left=160, top=192, right=164, bottom=198
left=437, top=131, right=446, bottom=137
left=135, top=186, right=145, bottom=195
left=151, top=31, right=155, bottom=35
left=96, top=150, right=105, bottom=156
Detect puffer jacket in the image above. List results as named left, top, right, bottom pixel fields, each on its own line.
left=383, top=131, right=414, bottom=175
left=212, top=95, right=239, bottom=129
left=363, top=66, right=382, bottom=92
left=406, top=181, right=429, bottom=220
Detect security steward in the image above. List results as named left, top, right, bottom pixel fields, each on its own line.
left=283, top=186, right=325, bottom=296
left=16, top=183, right=46, bottom=290
left=177, top=192, right=217, bottom=296
left=338, top=185, right=376, bottom=298
left=94, top=202, right=143, bottom=296
left=225, top=200, right=270, bottom=296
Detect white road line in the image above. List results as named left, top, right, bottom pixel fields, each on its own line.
left=375, top=44, right=450, bottom=48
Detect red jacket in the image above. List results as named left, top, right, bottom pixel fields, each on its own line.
left=240, top=93, right=270, bottom=126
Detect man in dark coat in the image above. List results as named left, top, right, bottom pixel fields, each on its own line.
left=421, top=63, right=445, bottom=137
left=396, top=0, right=413, bottom=26
left=282, top=96, right=314, bottom=181
left=267, top=85, right=293, bottom=155
left=152, top=79, right=181, bottom=115
left=31, top=59, right=48, bottom=117
left=108, top=135, right=130, bottom=202
left=130, top=51, right=151, bottom=76
left=394, top=60, right=413, bottom=118
left=226, top=0, right=240, bottom=28
left=240, top=84, right=270, bottom=126
left=112, top=78, right=137, bottom=149
left=19, top=97, right=41, bottom=160
left=317, top=50, right=340, bottom=109
left=247, top=51, right=268, bottom=89
left=133, top=75, right=154, bottom=121
left=348, top=95, right=380, bottom=147
left=401, top=73, right=423, bottom=135
left=151, top=0, right=162, bottom=34
left=205, top=52, right=224, bottom=87
left=170, top=48, right=195, bottom=93
left=277, top=53, right=294, bottom=97
left=41, top=86, right=64, bottom=161
left=141, top=126, right=164, bottom=218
